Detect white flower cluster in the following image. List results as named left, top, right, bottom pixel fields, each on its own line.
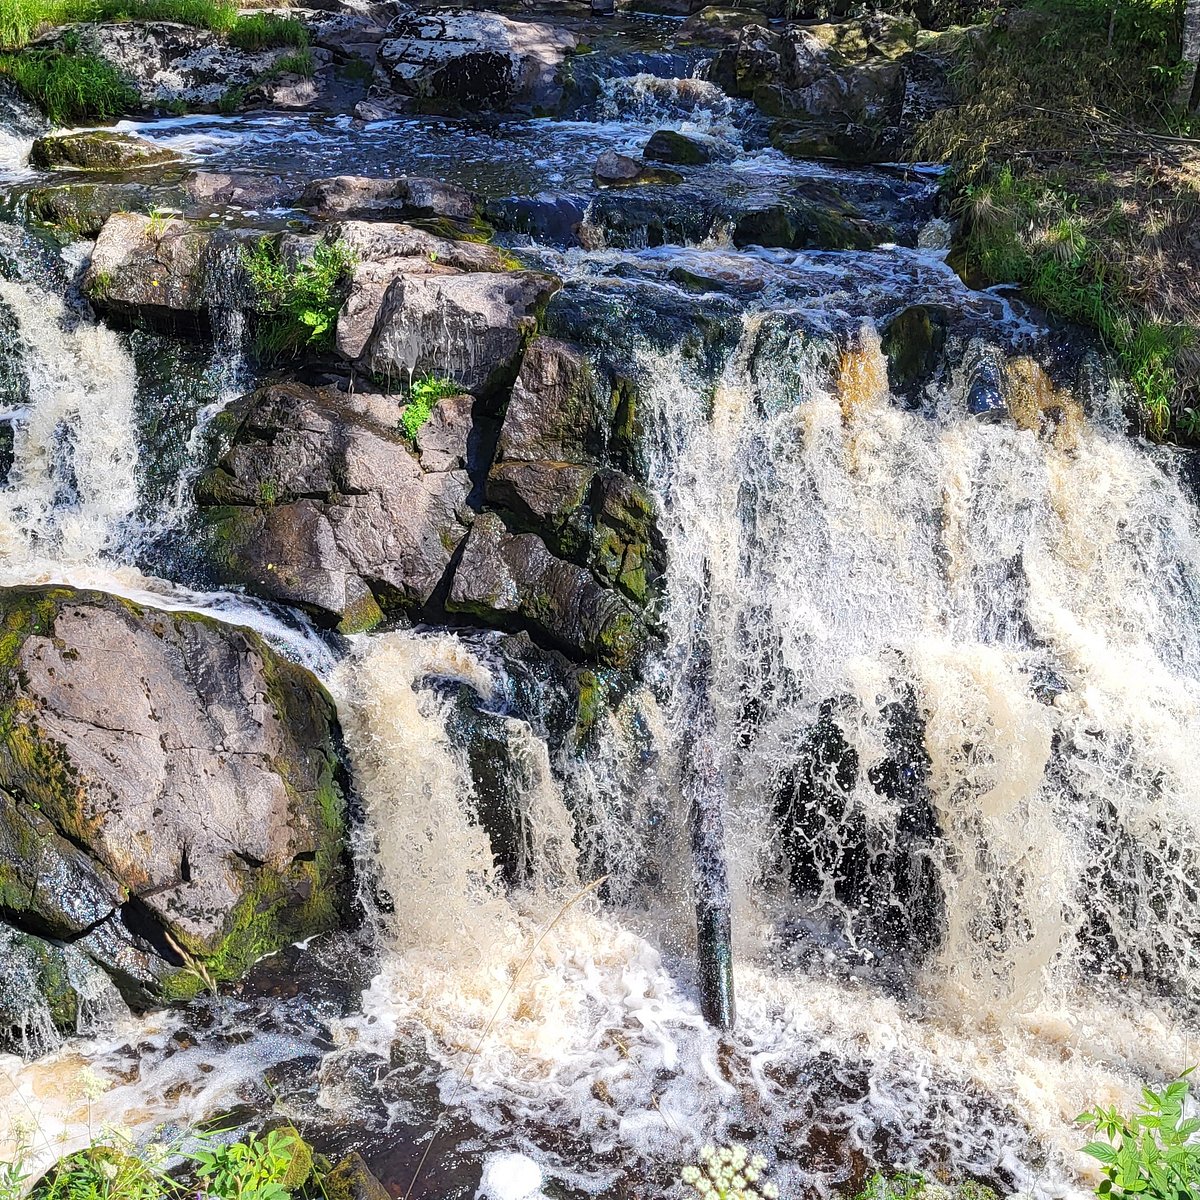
left=680, top=1144, right=779, bottom=1200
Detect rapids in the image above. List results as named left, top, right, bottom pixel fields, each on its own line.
left=0, top=17, right=1197, bottom=1200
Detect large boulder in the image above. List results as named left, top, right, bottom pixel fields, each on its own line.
left=49, top=21, right=332, bottom=110
left=0, top=586, right=348, bottom=1007
left=197, top=382, right=477, bottom=632
left=353, top=269, right=560, bottom=395
left=299, top=175, right=476, bottom=222
left=447, top=513, right=641, bottom=666
left=29, top=131, right=180, bottom=172
left=378, top=9, right=577, bottom=111
left=485, top=338, right=665, bottom=606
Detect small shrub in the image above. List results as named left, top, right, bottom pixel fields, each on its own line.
left=1077, top=1070, right=1200, bottom=1200
left=400, top=375, right=459, bottom=440
left=241, top=236, right=357, bottom=359
left=227, top=13, right=308, bottom=50
left=0, top=47, right=136, bottom=123
left=191, top=1129, right=308, bottom=1200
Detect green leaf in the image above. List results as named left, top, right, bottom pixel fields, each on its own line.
left=1085, top=1143, right=1120, bottom=1165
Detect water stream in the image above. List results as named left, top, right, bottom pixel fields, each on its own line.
left=0, top=22, right=1197, bottom=1200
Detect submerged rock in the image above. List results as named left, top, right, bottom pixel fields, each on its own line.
left=643, top=128, right=716, bottom=165
left=594, top=150, right=683, bottom=188
left=379, top=9, right=577, bottom=112
left=0, top=586, right=348, bottom=1006
left=198, top=382, right=477, bottom=632
left=23, top=181, right=160, bottom=236
left=29, top=131, right=180, bottom=172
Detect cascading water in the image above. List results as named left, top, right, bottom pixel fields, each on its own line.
left=0, top=19, right=1197, bottom=1200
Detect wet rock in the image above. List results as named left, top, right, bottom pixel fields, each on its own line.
left=324, top=1154, right=391, bottom=1200
left=84, top=212, right=254, bottom=334
left=447, top=512, right=641, bottom=665
left=881, top=304, right=950, bottom=394
left=643, top=128, right=715, bottom=165
left=183, top=171, right=294, bottom=211
left=355, top=269, right=559, bottom=396
left=770, top=118, right=892, bottom=163
left=496, top=338, right=606, bottom=465
left=197, top=382, right=475, bottom=632
left=731, top=198, right=876, bottom=250
left=298, top=174, right=476, bottom=222
left=29, top=131, right=180, bottom=172
left=51, top=21, right=330, bottom=110
left=0, top=585, right=348, bottom=1005
left=594, top=150, right=683, bottom=187
left=23, top=181, right=159, bottom=236
left=379, top=10, right=577, bottom=112
left=679, top=6, right=773, bottom=45
left=483, top=194, right=588, bottom=245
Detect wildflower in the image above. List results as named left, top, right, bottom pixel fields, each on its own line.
left=75, top=1067, right=110, bottom=1101
left=99, top=1162, right=119, bottom=1181
left=682, top=1166, right=701, bottom=1185
left=762, top=1184, right=780, bottom=1199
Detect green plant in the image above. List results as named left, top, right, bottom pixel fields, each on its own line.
left=0, top=0, right=238, bottom=49
left=0, top=47, right=136, bottom=123
left=852, top=1174, right=997, bottom=1200
left=217, top=83, right=245, bottom=113
left=0, top=1127, right=31, bottom=1200
left=257, top=479, right=278, bottom=506
left=269, top=47, right=313, bottom=78
left=227, top=12, right=307, bottom=50
left=34, top=1128, right=176, bottom=1200
left=1077, top=1070, right=1200, bottom=1199
left=241, top=236, right=357, bottom=359
left=679, top=1145, right=778, bottom=1200
left=399, top=375, right=458, bottom=439
left=191, top=1130, right=305, bottom=1200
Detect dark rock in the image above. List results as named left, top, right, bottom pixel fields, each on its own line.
left=198, top=382, right=475, bottom=631
left=23, top=181, right=158, bottom=236
left=643, top=128, right=715, bottom=165
left=594, top=150, right=683, bottom=188
left=29, top=131, right=180, bottom=172
left=325, top=1155, right=390, bottom=1200
left=298, top=174, right=476, bottom=222
left=379, top=10, right=577, bottom=112
left=355, top=269, right=560, bottom=395
left=0, top=585, right=348, bottom=1005
left=447, top=513, right=640, bottom=665
left=881, top=304, right=950, bottom=393
left=679, top=6, right=773, bottom=45
left=732, top=199, right=875, bottom=250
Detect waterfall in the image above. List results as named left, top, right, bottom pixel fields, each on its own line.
left=323, top=313, right=1199, bottom=1199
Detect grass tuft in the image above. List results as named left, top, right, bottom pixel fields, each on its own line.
left=227, top=11, right=308, bottom=50
left=0, top=44, right=136, bottom=122
left=0, top=0, right=239, bottom=49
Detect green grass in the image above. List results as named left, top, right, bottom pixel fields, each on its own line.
left=400, top=375, right=460, bottom=439
left=0, top=0, right=238, bottom=49
left=915, top=0, right=1200, bottom=438
left=227, top=12, right=308, bottom=50
left=269, top=46, right=313, bottom=77
left=241, top=235, right=357, bottom=359
left=0, top=44, right=136, bottom=122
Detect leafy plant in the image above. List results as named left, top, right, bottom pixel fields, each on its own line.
left=269, top=47, right=313, bottom=78
left=34, top=1129, right=176, bottom=1200
left=0, top=46, right=136, bottom=123
left=399, top=375, right=459, bottom=440
left=240, top=236, right=357, bottom=359
left=0, top=1127, right=31, bottom=1200
left=191, top=1130, right=307, bottom=1200
left=852, top=1173, right=997, bottom=1200
left=1077, top=1070, right=1200, bottom=1199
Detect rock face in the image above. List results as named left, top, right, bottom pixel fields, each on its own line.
left=29, top=131, right=181, bottom=172
left=84, top=212, right=254, bottom=333
left=353, top=269, right=560, bottom=395
left=197, top=382, right=477, bottom=633
left=0, top=586, right=348, bottom=1009
left=708, top=14, right=912, bottom=161
left=52, top=21, right=331, bottom=110
left=594, top=150, right=683, bottom=188
left=379, top=9, right=577, bottom=111
left=299, top=175, right=476, bottom=222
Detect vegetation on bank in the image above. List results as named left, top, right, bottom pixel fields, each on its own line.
left=0, top=37, right=133, bottom=123
left=914, top=0, right=1199, bottom=438
left=241, top=237, right=358, bottom=359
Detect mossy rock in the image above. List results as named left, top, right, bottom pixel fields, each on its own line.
left=643, top=129, right=715, bottom=165
left=325, top=1154, right=390, bottom=1200
left=29, top=132, right=182, bottom=172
